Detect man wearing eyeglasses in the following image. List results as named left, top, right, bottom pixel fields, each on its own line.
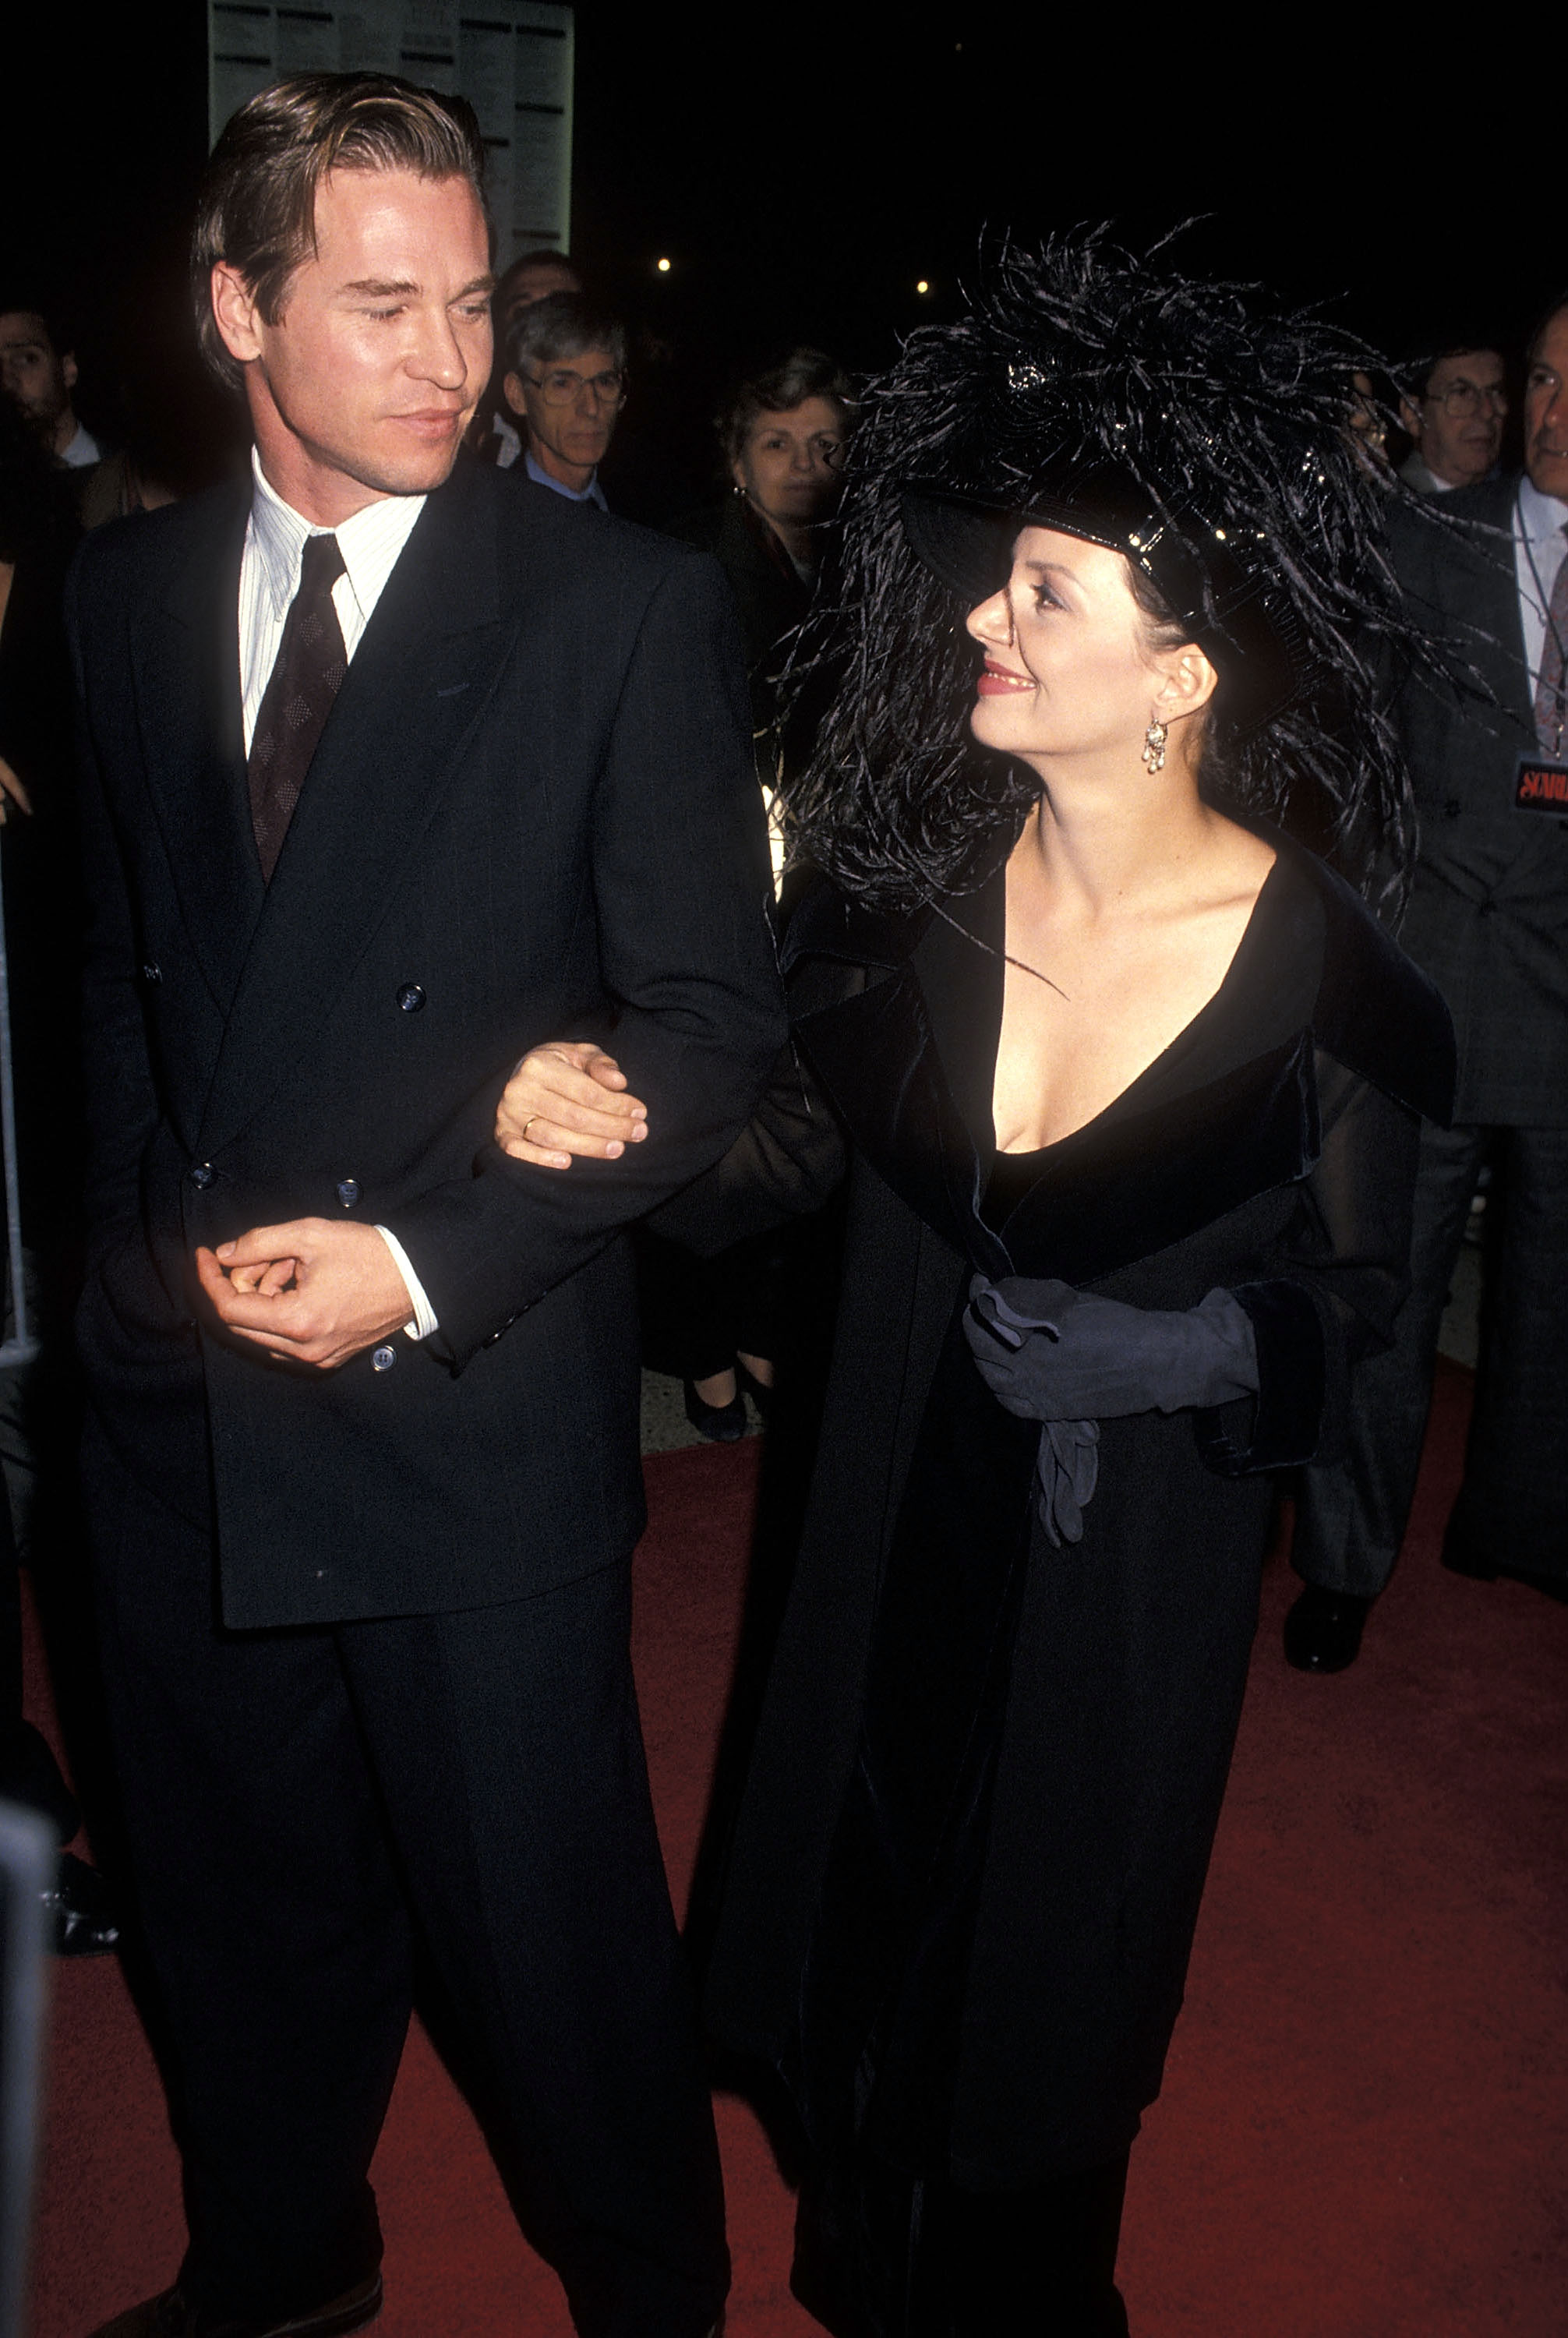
left=500, top=293, right=626, bottom=510
left=1397, top=343, right=1507, bottom=493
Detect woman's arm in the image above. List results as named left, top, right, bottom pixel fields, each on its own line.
left=1196, top=1056, right=1421, bottom=1476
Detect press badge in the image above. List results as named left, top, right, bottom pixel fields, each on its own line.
left=1514, top=755, right=1568, bottom=816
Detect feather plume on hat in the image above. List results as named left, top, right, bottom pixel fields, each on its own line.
left=783, top=228, right=1461, bottom=913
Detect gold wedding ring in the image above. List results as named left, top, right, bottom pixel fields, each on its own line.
left=521, top=1115, right=539, bottom=1143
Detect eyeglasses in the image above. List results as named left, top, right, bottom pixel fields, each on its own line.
left=523, top=366, right=627, bottom=409
left=1424, top=379, right=1507, bottom=418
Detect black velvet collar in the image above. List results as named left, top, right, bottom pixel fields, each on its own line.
left=783, top=835, right=1453, bottom=1284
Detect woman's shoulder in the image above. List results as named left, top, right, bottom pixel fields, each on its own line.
left=1279, top=839, right=1456, bottom=1125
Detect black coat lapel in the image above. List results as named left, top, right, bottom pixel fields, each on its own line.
left=197, top=465, right=507, bottom=1154
left=132, top=484, right=263, bottom=1012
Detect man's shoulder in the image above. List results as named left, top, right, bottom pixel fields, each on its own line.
left=71, top=478, right=246, bottom=612
left=1388, top=471, right=1519, bottom=600
left=462, top=455, right=713, bottom=594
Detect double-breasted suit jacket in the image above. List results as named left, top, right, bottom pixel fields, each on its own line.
left=68, top=454, right=786, bottom=1628
left=1393, top=473, right=1568, bottom=1125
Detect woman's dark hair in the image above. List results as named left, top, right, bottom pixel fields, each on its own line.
left=782, top=232, right=1457, bottom=914
left=719, top=348, right=854, bottom=467
left=192, top=73, right=489, bottom=390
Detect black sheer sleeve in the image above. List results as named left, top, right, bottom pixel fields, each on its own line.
left=1196, top=1051, right=1421, bottom=1476
left=645, top=1036, right=847, bottom=1258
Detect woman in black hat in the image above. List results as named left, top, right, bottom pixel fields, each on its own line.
left=491, top=235, right=1456, bottom=2336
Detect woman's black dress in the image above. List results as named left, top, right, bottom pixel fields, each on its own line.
left=657, top=834, right=1453, bottom=2331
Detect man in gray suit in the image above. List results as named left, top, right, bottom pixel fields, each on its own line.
left=1287, top=292, right=1568, bottom=1667
left=1397, top=343, right=1507, bottom=496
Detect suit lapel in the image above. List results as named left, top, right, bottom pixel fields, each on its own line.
left=132, top=485, right=263, bottom=1012
left=197, top=463, right=509, bottom=1154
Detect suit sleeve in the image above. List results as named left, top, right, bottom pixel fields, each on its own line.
left=66, top=553, right=160, bottom=1270
left=1195, top=1054, right=1420, bottom=1475
left=383, top=549, right=788, bottom=1369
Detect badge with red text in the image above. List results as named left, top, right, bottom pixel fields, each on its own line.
left=1514, top=755, right=1568, bottom=815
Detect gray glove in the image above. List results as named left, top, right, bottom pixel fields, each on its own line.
left=962, top=1276, right=1259, bottom=1546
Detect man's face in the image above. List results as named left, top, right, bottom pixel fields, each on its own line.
left=0, top=311, right=75, bottom=440
left=212, top=167, right=493, bottom=521
left=497, top=256, right=581, bottom=333
left=1524, top=311, right=1568, bottom=503
left=503, top=345, right=622, bottom=484
left=1405, top=350, right=1506, bottom=487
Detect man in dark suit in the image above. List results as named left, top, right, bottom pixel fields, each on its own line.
left=1287, top=293, right=1568, bottom=1668
left=69, top=75, right=782, bottom=2338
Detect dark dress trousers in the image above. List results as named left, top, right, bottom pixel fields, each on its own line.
left=66, top=455, right=785, bottom=2331
left=655, top=838, right=1451, bottom=2333
left=1294, top=475, right=1568, bottom=1595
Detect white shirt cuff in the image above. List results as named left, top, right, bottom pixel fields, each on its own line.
left=374, top=1224, right=440, bottom=1342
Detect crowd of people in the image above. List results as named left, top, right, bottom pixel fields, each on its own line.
left=0, top=63, right=1563, bottom=2338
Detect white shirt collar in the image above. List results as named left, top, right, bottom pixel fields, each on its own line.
left=248, top=448, right=427, bottom=628
left=1517, top=471, right=1568, bottom=553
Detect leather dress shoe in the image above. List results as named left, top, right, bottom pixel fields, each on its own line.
left=88, top=2273, right=382, bottom=2338
left=1283, top=1584, right=1373, bottom=1673
left=45, top=1852, right=122, bottom=1957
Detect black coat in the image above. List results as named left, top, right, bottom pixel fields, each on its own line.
left=667, top=838, right=1453, bottom=2184
left=67, top=455, right=785, bottom=1628
left=1392, top=474, right=1568, bottom=1125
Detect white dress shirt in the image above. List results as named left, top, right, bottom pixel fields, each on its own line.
left=1513, top=473, right=1568, bottom=701
left=59, top=421, right=100, bottom=468
left=237, top=451, right=440, bottom=1341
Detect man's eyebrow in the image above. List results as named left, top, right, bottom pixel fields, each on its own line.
left=341, top=278, right=421, bottom=298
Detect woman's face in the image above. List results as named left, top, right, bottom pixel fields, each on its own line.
left=732, top=396, right=847, bottom=530
left=965, top=525, right=1206, bottom=767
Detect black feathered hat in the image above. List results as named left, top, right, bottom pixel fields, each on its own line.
left=784, top=229, right=1451, bottom=911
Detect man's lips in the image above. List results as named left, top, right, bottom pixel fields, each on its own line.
left=390, top=409, right=466, bottom=438
left=976, top=659, right=1033, bottom=696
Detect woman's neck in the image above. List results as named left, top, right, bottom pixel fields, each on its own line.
left=1014, top=753, right=1221, bottom=919
left=753, top=499, right=816, bottom=572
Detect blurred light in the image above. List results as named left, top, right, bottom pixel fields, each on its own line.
left=656, top=256, right=672, bottom=273
left=916, top=280, right=931, bottom=295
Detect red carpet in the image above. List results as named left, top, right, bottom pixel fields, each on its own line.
left=22, top=1357, right=1568, bottom=2335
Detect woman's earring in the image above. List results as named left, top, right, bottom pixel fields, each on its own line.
left=1142, top=719, right=1168, bottom=773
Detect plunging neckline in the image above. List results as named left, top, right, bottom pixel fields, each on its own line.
left=989, top=849, right=1289, bottom=1168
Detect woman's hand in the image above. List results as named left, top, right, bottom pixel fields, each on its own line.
left=495, top=1041, right=649, bottom=1169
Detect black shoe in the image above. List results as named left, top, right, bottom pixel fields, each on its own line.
left=683, top=1380, right=747, bottom=1443
left=88, top=2272, right=382, bottom=2338
left=736, top=1360, right=774, bottom=1419
left=44, top=1850, right=122, bottom=1957
left=1442, top=1517, right=1568, bottom=1602
left=1284, top=1584, right=1373, bottom=1674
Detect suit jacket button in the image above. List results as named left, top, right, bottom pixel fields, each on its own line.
left=372, top=1344, right=397, bottom=1372
left=189, top=1163, right=216, bottom=1190
left=141, top=962, right=163, bottom=984
left=396, top=983, right=426, bottom=1013
left=336, top=1177, right=361, bottom=1208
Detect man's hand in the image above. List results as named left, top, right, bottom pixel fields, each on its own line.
left=195, top=1219, right=414, bottom=1370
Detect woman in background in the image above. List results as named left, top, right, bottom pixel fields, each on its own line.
left=645, top=351, right=855, bottom=1439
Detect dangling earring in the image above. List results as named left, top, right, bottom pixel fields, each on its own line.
left=1142, top=719, right=1168, bottom=773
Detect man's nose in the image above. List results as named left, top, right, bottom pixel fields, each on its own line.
left=409, top=311, right=471, bottom=391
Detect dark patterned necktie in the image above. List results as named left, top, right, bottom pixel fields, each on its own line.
left=1534, top=522, right=1568, bottom=756
left=247, top=532, right=348, bottom=880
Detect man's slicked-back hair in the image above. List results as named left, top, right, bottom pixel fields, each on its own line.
left=1527, top=291, right=1568, bottom=369
left=192, top=72, right=489, bottom=389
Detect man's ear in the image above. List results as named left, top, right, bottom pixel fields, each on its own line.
left=210, top=263, right=264, bottom=367
left=501, top=371, right=528, bottom=419
left=61, top=351, right=78, bottom=395
left=1398, top=396, right=1422, bottom=443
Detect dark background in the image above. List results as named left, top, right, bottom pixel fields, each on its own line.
left=1, top=5, right=1549, bottom=511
